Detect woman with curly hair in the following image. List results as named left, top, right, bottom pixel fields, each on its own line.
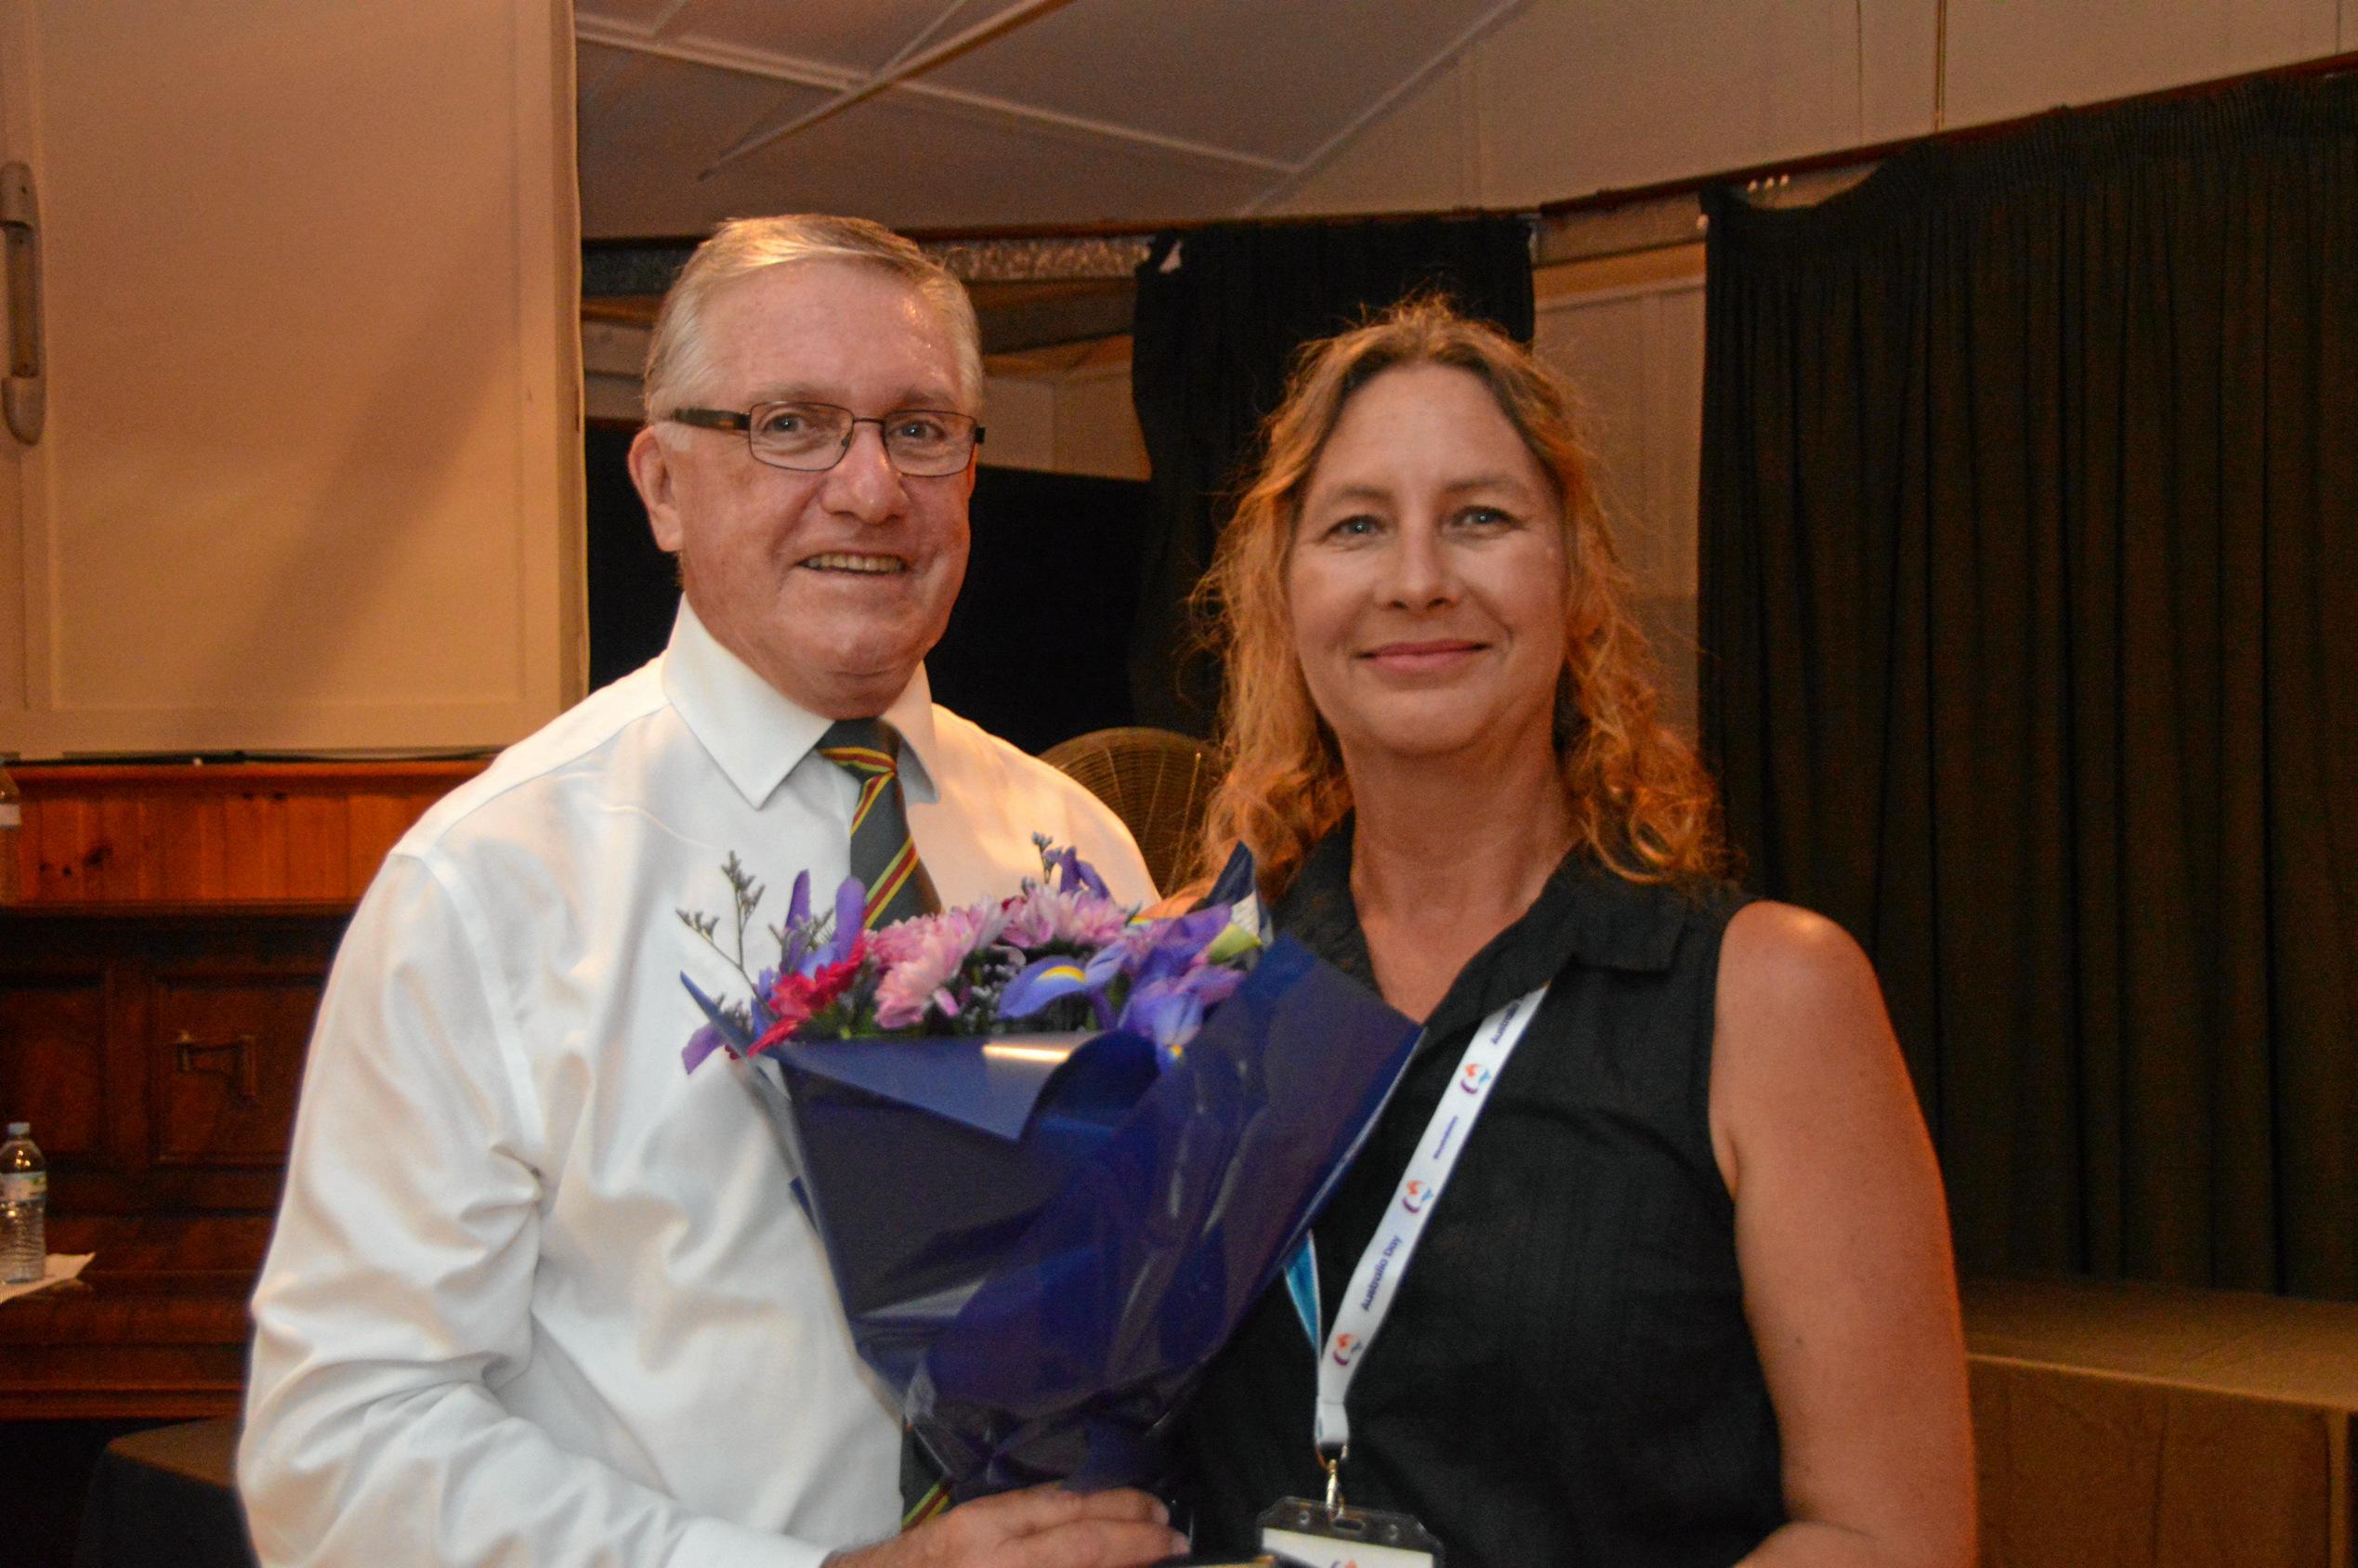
left=1174, top=299, right=1974, bottom=1567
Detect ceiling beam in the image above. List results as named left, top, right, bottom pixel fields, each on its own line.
left=702, top=0, right=1077, bottom=176
left=574, top=14, right=1292, bottom=176
left=577, top=16, right=850, bottom=93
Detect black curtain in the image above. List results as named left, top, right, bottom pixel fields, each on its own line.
left=584, top=423, right=680, bottom=690
left=1128, top=216, right=1536, bottom=733
left=582, top=428, right=1145, bottom=752
left=1699, top=78, right=2358, bottom=1298
left=929, top=465, right=1149, bottom=754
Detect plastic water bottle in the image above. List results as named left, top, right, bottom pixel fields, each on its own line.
left=1, top=1122, right=46, bottom=1285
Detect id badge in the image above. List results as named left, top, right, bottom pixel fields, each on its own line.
left=1258, top=1497, right=1442, bottom=1568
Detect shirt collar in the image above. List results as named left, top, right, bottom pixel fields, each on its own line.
left=1274, top=815, right=1709, bottom=1042
left=660, top=600, right=942, bottom=810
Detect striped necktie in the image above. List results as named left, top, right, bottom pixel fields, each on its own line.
left=820, top=719, right=948, bottom=1525
left=816, top=717, right=937, bottom=929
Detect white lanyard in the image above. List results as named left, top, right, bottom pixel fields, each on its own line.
left=1300, top=983, right=1550, bottom=1457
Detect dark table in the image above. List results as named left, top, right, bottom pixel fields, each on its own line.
left=74, top=1417, right=257, bottom=1568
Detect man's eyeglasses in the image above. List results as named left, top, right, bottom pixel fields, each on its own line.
left=667, top=400, right=984, bottom=477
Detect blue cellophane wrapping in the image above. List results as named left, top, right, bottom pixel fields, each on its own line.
left=742, top=934, right=1418, bottom=1499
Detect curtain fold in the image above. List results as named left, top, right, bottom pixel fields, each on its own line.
left=1128, top=216, right=1535, bottom=734
left=1699, top=77, right=2358, bottom=1297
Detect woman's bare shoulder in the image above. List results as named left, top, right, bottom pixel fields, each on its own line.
left=1710, top=899, right=1917, bottom=1187
left=1718, top=899, right=1887, bottom=1039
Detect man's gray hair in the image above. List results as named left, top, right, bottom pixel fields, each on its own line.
left=639, top=215, right=983, bottom=426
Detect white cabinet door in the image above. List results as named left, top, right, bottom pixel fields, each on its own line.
left=0, top=0, right=583, bottom=757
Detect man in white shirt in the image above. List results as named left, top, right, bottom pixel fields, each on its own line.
left=239, top=216, right=1187, bottom=1568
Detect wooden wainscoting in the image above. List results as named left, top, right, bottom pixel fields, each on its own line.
left=8, top=762, right=484, bottom=904
left=0, top=761, right=482, bottom=1418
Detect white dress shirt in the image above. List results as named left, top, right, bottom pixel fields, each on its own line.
left=240, top=603, right=1157, bottom=1568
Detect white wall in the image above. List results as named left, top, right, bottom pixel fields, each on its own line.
left=1533, top=249, right=1709, bottom=737
left=980, top=346, right=1150, bottom=482
left=1266, top=0, right=2346, bottom=216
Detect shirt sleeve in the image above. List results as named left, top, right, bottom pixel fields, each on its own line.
left=238, top=853, right=832, bottom=1568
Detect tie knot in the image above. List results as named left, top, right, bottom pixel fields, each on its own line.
left=818, top=717, right=899, bottom=778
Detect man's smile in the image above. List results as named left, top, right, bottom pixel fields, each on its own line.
left=802, top=552, right=909, bottom=574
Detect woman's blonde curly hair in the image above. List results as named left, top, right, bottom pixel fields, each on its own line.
left=1192, top=296, right=1729, bottom=899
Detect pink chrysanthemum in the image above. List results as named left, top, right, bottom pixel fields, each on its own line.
left=997, top=882, right=1130, bottom=952
left=871, top=905, right=1000, bottom=1028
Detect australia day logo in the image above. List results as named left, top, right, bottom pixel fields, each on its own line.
left=1401, top=1178, right=1433, bottom=1214
left=1331, top=1331, right=1363, bottom=1367
left=1460, top=1061, right=1492, bottom=1094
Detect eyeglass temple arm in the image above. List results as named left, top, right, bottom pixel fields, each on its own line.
left=668, top=408, right=750, bottom=432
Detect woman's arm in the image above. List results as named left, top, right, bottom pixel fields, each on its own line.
left=1710, top=902, right=1976, bottom=1568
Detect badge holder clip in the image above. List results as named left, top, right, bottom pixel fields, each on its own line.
left=1258, top=1445, right=1443, bottom=1568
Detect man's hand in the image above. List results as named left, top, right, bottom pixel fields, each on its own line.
left=828, top=1484, right=1188, bottom=1568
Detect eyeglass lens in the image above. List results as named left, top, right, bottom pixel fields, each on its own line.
left=749, top=401, right=976, bottom=476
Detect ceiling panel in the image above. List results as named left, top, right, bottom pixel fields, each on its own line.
left=583, top=74, right=1272, bottom=236
left=921, top=0, right=1510, bottom=163
left=579, top=52, right=841, bottom=236
left=575, top=41, right=644, bottom=104
left=575, top=0, right=1526, bottom=237
left=576, top=0, right=2345, bottom=240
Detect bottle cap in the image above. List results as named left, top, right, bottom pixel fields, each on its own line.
left=5, top=1122, right=25, bottom=1136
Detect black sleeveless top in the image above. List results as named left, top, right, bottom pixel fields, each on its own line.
left=1176, top=825, right=1786, bottom=1567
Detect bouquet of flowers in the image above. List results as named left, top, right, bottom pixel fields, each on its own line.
left=678, top=839, right=1419, bottom=1503
left=679, top=837, right=1257, bottom=1074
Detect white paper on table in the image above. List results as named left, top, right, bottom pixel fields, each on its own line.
left=0, top=1252, right=95, bottom=1306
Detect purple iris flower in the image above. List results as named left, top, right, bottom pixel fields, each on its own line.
left=1118, top=962, right=1247, bottom=1062
left=1101, top=907, right=1229, bottom=989
left=1000, top=954, right=1117, bottom=1031
left=1047, top=844, right=1111, bottom=900
left=1159, top=908, right=1229, bottom=970
left=776, top=870, right=864, bottom=978
left=820, top=874, right=866, bottom=967
left=749, top=969, right=779, bottom=1035
left=1005, top=906, right=1237, bottom=1039
left=778, top=871, right=816, bottom=975
left=681, top=1022, right=730, bottom=1073
left=679, top=973, right=755, bottom=1070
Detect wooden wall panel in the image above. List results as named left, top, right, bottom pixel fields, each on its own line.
left=150, top=973, right=320, bottom=1169
left=0, top=977, right=107, bottom=1155
left=8, top=763, right=479, bottom=906
left=0, top=906, right=348, bottom=1419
